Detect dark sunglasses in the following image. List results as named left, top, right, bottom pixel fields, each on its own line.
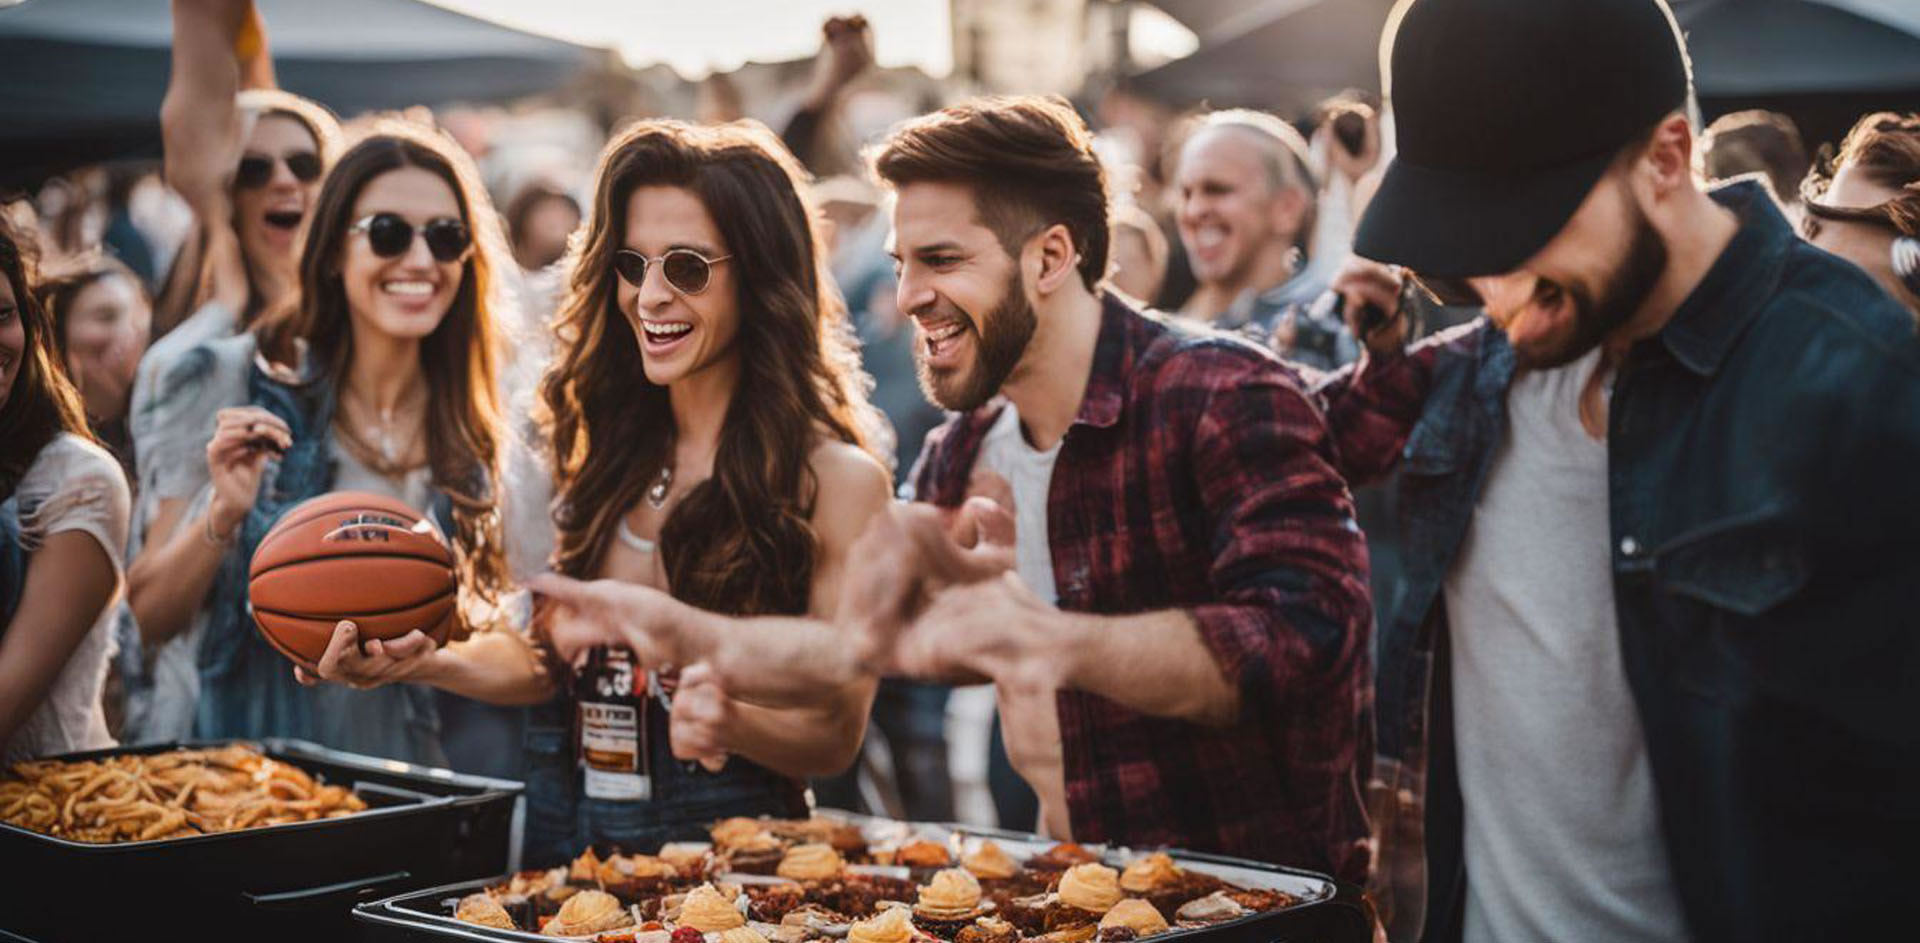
left=235, top=151, right=322, bottom=189
left=348, top=213, right=473, bottom=264
left=612, top=247, right=732, bottom=294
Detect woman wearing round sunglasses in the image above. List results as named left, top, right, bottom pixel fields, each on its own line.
left=307, top=119, right=894, bottom=863
left=126, top=119, right=549, bottom=765
left=121, top=0, right=340, bottom=745
left=1799, top=111, right=1920, bottom=318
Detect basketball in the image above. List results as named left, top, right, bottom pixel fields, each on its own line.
left=247, top=491, right=459, bottom=672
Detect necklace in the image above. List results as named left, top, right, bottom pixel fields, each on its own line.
left=616, top=516, right=657, bottom=554
left=334, top=383, right=428, bottom=477
left=645, top=461, right=672, bottom=509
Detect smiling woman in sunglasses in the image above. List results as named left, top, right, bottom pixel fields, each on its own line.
left=123, top=118, right=545, bottom=764
left=302, top=119, right=894, bottom=863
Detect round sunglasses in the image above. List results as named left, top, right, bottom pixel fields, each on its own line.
left=348, top=213, right=473, bottom=264
left=235, top=151, right=322, bottom=189
left=612, top=247, right=732, bottom=294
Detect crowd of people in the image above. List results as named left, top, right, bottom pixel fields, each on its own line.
left=3, top=0, right=1918, bottom=940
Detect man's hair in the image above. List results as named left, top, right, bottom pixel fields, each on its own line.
left=1189, top=109, right=1319, bottom=252
left=1702, top=110, right=1809, bottom=203
left=870, top=95, right=1110, bottom=292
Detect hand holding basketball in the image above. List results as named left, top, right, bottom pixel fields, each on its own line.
left=293, top=620, right=439, bottom=689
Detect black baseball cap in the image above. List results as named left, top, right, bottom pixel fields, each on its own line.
left=1354, top=0, right=1692, bottom=278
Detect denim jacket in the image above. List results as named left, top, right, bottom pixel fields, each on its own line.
left=1318, top=181, right=1920, bottom=942
left=0, top=497, right=21, bottom=629
left=193, top=347, right=450, bottom=766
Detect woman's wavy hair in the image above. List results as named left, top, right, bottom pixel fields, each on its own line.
left=541, top=119, right=883, bottom=616
left=253, top=118, right=512, bottom=614
left=0, top=219, right=94, bottom=500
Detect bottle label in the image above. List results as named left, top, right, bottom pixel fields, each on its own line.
left=577, top=646, right=650, bottom=801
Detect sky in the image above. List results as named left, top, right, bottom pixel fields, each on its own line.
left=428, top=0, right=957, bottom=78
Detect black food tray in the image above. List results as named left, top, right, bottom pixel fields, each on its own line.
left=353, top=814, right=1374, bottom=943
left=0, top=738, right=522, bottom=942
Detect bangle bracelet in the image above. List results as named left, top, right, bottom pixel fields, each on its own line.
left=203, top=510, right=236, bottom=548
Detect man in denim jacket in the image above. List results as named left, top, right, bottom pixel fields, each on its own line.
left=1321, top=1, right=1920, bottom=941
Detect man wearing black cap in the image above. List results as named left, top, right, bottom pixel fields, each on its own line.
left=1318, top=0, right=1920, bottom=941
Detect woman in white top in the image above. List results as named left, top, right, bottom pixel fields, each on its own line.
left=0, top=221, right=133, bottom=764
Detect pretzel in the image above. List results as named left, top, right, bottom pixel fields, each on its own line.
left=0, top=744, right=368, bottom=843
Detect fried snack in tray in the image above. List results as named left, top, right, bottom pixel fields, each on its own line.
left=0, top=743, right=366, bottom=843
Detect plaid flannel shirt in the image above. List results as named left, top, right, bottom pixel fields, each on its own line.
left=907, top=294, right=1374, bottom=882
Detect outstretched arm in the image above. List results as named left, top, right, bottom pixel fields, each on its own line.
left=161, top=0, right=256, bottom=315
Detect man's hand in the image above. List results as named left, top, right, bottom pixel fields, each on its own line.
left=843, top=499, right=1015, bottom=671
left=528, top=574, right=699, bottom=668
left=1329, top=255, right=1410, bottom=358
left=294, top=620, right=437, bottom=689
left=893, top=572, right=1066, bottom=689
left=669, top=664, right=733, bottom=773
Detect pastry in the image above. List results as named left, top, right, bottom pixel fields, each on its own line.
left=1025, top=843, right=1098, bottom=874
left=747, top=882, right=807, bottom=922
left=601, top=854, right=679, bottom=900
left=712, top=817, right=771, bottom=850
left=680, top=883, right=748, bottom=932
left=1097, top=900, right=1167, bottom=939
left=777, top=843, right=848, bottom=882
left=455, top=892, right=517, bottom=930
left=1223, top=888, right=1295, bottom=912
left=720, top=927, right=773, bottom=943
left=1000, top=893, right=1052, bottom=935
left=895, top=838, right=955, bottom=878
left=1117, top=855, right=1179, bottom=896
left=571, top=847, right=604, bottom=885
left=544, top=889, right=636, bottom=936
left=954, top=916, right=1021, bottom=943
left=849, top=905, right=925, bottom=943
left=912, top=869, right=988, bottom=939
left=962, top=841, right=1018, bottom=884
left=1172, top=891, right=1247, bottom=925
left=726, top=830, right=788, bottom=875
left=1045, top=865, right=1121, bottom=931
left=660, top=842, right=716, bottom=880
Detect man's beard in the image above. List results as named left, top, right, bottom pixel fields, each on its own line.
left=916, top=270, right=1038, bottom=412
left=1514, top=201, right=1669, bottom=371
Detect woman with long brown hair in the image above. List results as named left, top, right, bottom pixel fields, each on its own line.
left=0, top=218, right=134, bottom=762
left=126, top=117, right=550, bottom=764
left=318, top=119, right=892, bottom=862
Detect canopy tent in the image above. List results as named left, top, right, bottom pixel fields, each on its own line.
left=1673, top=0, right=1920, bottom=147
left=0, top=0, right=604, bottom=189
left=1125, top=0, right=1397, bottom=114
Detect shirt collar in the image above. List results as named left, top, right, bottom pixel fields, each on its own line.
left=1073, top=292, right=1138, bottom=430
left=1657, top=179, right=1796, bottom=376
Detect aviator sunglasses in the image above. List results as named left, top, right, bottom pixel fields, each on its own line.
left=347, top=213, right=473, bottom=264
left=235, top=151, right=322, bottom=189
left=612, top=247, right=733, bottom=294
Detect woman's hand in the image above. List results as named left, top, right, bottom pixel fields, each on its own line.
left=668, top=663, right=733, bottom=772
left=293, top=620, right=438, bottom=689
left=204, top=406, right=290, bottom=537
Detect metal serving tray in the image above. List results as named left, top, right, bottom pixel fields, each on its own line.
left=0, top=738, right=522, bottom=943
left=352, top=812, right=1374, bottom=943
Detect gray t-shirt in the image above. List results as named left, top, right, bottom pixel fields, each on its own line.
left=977, top=403, right=1062, bottom=604
left=1443, top=350, right=1689, bottom=943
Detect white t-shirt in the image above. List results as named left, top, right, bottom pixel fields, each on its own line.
left=5, top=433, right=131, bottom=763
left=1443, top=350, right=1689, bottom=943
left=975, top=404, right=1063, bottom=604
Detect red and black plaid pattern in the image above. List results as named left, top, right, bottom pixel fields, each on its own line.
left=908, top=295, right=1374, bottom=883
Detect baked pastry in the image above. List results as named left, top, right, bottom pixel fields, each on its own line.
left=601, top=854, right=680, bottom=901
left=1096, top=900, right=1168, bottom=940
left=571, top=847, right=605, bottom=885
left=778, top=843, right=848, bottom=882
left=1172, top=891, right=1248, bottom=925
left=679, top=883, right=748, bottom=932
left=912, top=869, right=988, bottom=939
left=747, top=882, right=807, bottom=922
left=962, top=841, right=1018, bottom=885
left=726, top=830, right=788, bottom=875
left=712, top=817, right=771, bottom=850
left=1025, top=843, right=1098, bottom=874
left=895, top=838, right=955, bottom=877
left=544, top=889, right=636, bottom=936
left=849, top=905, right=927, bottom=943
left=999, top=893, right=1052, bottom=935
left=1118, top=855, right=1179, bottom=896
left=954, top=916, right=1021, bottom=943
left=455, top=892, right=517, bottom=930
left=1223, top=888, right=1295, bottom=912
left=659, top=842, right=716, bottom=881
left=1045, top=864, right=1121, bottom=931
left=720, top=927, right=773, bottom=943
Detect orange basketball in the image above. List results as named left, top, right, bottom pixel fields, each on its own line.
left=248, top=491, right=458, bottom=672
